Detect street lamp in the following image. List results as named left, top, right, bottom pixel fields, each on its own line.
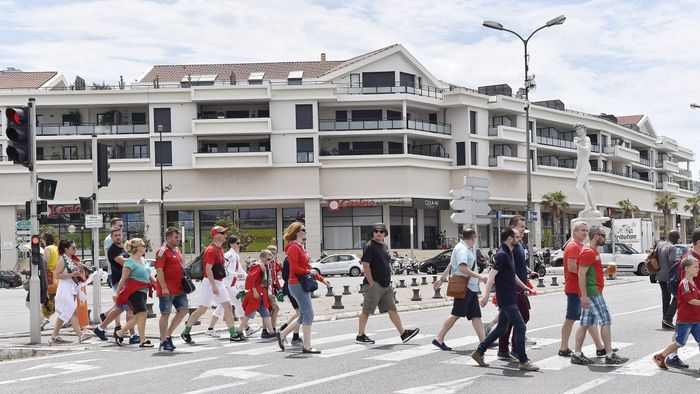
left=483, top=15, right=566, bottom=269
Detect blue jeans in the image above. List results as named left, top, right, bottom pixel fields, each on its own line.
left=159, top=293, right=189, bottom=314
left=288, top=283, right=314, bottom=325
left=246, top=302, right=271, bottom=319
left=477, top=303, right=528, bottom=363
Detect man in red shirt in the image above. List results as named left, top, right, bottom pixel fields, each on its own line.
left=155, top=227, right=188, bottom=352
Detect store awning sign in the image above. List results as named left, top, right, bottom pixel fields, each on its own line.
left=328, top=199, right=378, bottom=212
left=412, top=198, right=449, bottom=210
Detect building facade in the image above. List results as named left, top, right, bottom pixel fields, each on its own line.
left=0, top=45, right=695, bottom=270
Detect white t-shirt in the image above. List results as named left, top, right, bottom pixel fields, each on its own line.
left=223, top=249, right=246, bottom=288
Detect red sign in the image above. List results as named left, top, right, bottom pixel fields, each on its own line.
left=328, top=199, right=377, bottom=212
left=49, top=204, right=83, bottom=217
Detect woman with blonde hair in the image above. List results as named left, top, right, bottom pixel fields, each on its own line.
left=51, top=240, right=89, bottom=344
left=114, top=238, right=156, bottom=347
left=240, top=249, right=276, bottom=339
left=276, top=222, right=330, bottom=354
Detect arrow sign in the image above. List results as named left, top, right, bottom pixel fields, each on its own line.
left=450, top=200, right=491, bottom=214
left=396, top=375, right=482, bottom=393
left=450, top=188, right=491, bottom=201
left=15, top=220, right=31, bottom=230
left=193, top=364, right=275, bottom=381
left=450, top=212, right=492, bottom=225
left=23, top=359, right=101, bottom=372
left=463, top=176, right=490, bottom=188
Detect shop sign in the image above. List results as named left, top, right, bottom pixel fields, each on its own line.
left=48, top=204, right=122, bottom=217
left=328, top=199, right=378, bottom=212
left=412, top=198, right=449, bottom=210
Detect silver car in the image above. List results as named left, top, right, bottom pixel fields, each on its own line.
left=311, top=254, right=363, bottom=277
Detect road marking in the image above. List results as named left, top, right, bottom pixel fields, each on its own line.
left=228, top=333, right=359, bottom=356
left=0, top=373, right=58, bottom=385
left=530, top=337, right=561, bottom=349
left=612, top=305, right=659, bottom=317
left=376, top=328, right=397, bottom=332
left=394, top=375, right=482, bottom=393
left=535, top=342, right=633, bottom=370
left=181, top=382, right=247, bottom=394
left=612, top=346, right=700, bottom=376
left=0, top=350, right=96, bottom=365
left=367, top=336, right=479, bottom=362
left=319, top=335, right=428, bottom=358
left=258, top=363, right=394, bottom=394
left=74, top=356, right=219, bottom=382
left=560, top=377, right=612, bottom=394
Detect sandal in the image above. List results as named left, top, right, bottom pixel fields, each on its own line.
left=139, top=340, right=154, bottom=348
left=114, top=332, right=124, bottom=346
left=51, top=336, right=70, bottom=344
left=78, top=334, right=92, bottom=344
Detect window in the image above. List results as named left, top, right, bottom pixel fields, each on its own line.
left=295, top=104, right=313, bottom=129
left=387, top=110, right=402, bottom=121
left=153, top=108, right=171, bottom=133
left=390, top=207, right=417, bottom=249
left=225, top=110, right=249, bottom=118
left=428, top=113, right=438, bottom=124
left=470, top=142, right=477, bottom=165
left=258, top=140, right=270, bottom=152
left=296, top=137, right=314, bottom=163
left=198, top=209, right=233, bottom=250
left=351, top=109, right=382, bottom=121
left=226, top=142, right=250, bottom=152
left=203, top=143, right=219, bottom=153
left=257, top=109, right=269, bottom=118
left=362, top=71, right=394, bottom=87
left=36, top=146, right=44, bottom=160
left=238, top=208, right=277, bottom=251
left=423, top=209, right=439, bottom=249
left=456, top=142, right=465, bottom=165
left=132, top=145, right=148, bottom=159
left=63, top=146, right=78, bottom=160
left=492, top=144, right=513, bottom=157
left=399, top=72, right=415, bottom=87
left=248, top=72, right=264, bottom=85
left=287, top=71, right=303, bottom=85
left=132, top=112, right=146, bottom=125
left=155, top=141, right=172, bottom=166
left=283, top=207, right=305, bottom=229
left=350, top=73, right=360, bottom=87
left=353, top=141, right=383, bottom=155
left=166, top=210, right=194, bottom=254
left=469, top=111, right=477, bottom=134
left=388, top=141, right=403, bottom=154
left=335, top=110, right=348, bottom=121
left=322, top=206, right=383, bottom=249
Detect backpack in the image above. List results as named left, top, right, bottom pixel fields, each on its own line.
left=667, top=261, right=682, bottom=296
left=645, top=247, right=660, bottom=274
left=183, top=248, right=206, bottom=281
left=281, top=257, right=290, bottom=295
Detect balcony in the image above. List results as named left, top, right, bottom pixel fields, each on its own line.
left=637, top=157, right=651, bottom=167
left=318, top=118, right=451, bottom=136
left=191, top=118, right=271, bottom=136
left=536, top=135, right=575, bottom=150
left=335, top=83, right=443, bottom=99
left=592, top=168, right=651, bottom=183
left=678, top=168, right=693, bottom=178
left=655, top=159, right=679, bottom=173
left=602, top=145, right=640, bottom=162
left=489, top=125, right=525, bottom=142
left=656, top=136, right=679, bottom=152
left=488, top=155, right=526, bottom=172
left=320, top=150, right=451, bottom=167
left=192, top=152, right=272, bottom=169
left=656, top=181, right=680, bottom=193
left=37, top=123, right=149, bottom=136
left=537, top=158, right=576, bottom=169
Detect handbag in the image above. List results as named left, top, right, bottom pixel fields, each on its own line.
left=446, top=275, right=469, bottom=299
left=297, top=273, right=318, bottom=293
left=211, top=263, right=227, bottom=280
left=180, top=269, right=196, bottom=294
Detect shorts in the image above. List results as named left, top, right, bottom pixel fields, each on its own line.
left=362, top=283, right=396, bottom=315
left=128, top=291, right=148, bottom=314
left=158, top=293, right=188, bottom=314
left=213, top=287, right=244, bottom=318
left=565, top=293, right=581, bottom=321
left=112, top=284, right=128, bottom=311
left=675, top=323, right=700, bottom=347
left=198, top=280, right=230, bottom=307
left=580, top=295, right=612, bottom=326
left=246, top=302, right=271, bottom=319
left=451, top=290, right=482, bottom=320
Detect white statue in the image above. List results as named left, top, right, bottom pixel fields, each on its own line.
left=574, top=123, right=600, bottom=217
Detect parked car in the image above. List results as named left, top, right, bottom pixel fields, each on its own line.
left=597, top=243, right=649, bottom=275
left=0, top=270, right=23, bottom=288
left=418, top=249, right=452, bottom=275
left=311, top=254, right=363, bottom=276
left=83, top=257, right=110, bottom=286
left=673, top=244, right=691, bottom=263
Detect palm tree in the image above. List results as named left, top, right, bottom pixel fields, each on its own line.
left=541, top=191, right=570, bottom=249
left=617, top=198, right=640, bottom=218
left=654, top=193, right=678, bottom=233
left=684, top=195, right=700, bottom=231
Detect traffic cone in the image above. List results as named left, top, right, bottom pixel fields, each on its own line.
left=77, top=287, right=89, bottom=329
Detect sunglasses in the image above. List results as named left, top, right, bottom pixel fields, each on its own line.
left=233, top=241, right=240, bottom=245
left=373, top=229, right=385, bottom=234
left=217, top=231, right=227, bottom=235
left=299, top=229, right=307, bottom=232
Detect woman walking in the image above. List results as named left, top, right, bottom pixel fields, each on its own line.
left=114, top=238, right=156, bottom=348
left=239, top=249, right=275, bottom=339
left=51, top=240, right=89, bottom=344
left=276, top=222, right=330, bottom=354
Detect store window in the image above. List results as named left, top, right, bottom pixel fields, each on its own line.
left=238, top=208, right=277, bottom=251
left=389, top=207, right=417, bottom=249
left=167, top=210, right=195, bottom=254
left=322, top=206, right=383, bottom=249
left=283, top=207, right=305, bottom=230
left=423, top=210, right=439, bottom=249
left=199, top=209, right=233, bottom=250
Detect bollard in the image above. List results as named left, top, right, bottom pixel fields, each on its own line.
left=421, top=276, right=428, bottom=285
left=551, top=277, right=559, bottom=286
left=188, top=307, right=201, bottom=326
left=326, top=286, right=334, bottom=297
left=433, top=287, right=442, bottom=299
left=411, top=288, right=422, bottom=301
left=537, top=278, right=545, bottom=288
left=332, top=295, right=344, bottom=309
left=343, top=285, right=351, bottom=295
left=394, top=290, right=399, bottom=304
left=359, top=284, right=365, bottom=294
left=146, top=302, right=156, bottom=318
left=411, top=278, right=419, bottom=287
left=311, top=291, right=319, bottom=299
left=432, top=275, right=438, bottom=283
left=399, top=279, right=406, bottom=288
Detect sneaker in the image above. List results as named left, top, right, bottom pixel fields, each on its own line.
left=596, top=347, right=619, bottom=357
left=519, top=361, right=539, bottom=371
left=40, top=318, right=50, bottom=330
left=181, top=332, right=194, bottom=344
left=605, top=353, right=629, bottom=365
left=558, top=348, right=573, bottom=357
left=230, top=332, right=246, bottom=342
left=525, top=337, right=537, bottom=345
left=275, top=332, right=285, bottom=351
left=471, top=350, right=489, bottom=367
left=652, top=353, right=668, bottom=370
left=302, top=347, right=321, bottom=354
left=159, top=340, right=175, bottom=352
left=400, top=328, right=420, bottom=343
left=291, top=337, right=303, bottom=346
left=129, top=335, right=141, bottom=345
left=432, top=339, right=452, bottom=351
left=666, top=355, right=689, bottom=368
left=497, top=351, right=514, bottom=360
left=571, top=353, right=594, bottom=365
left=356, top=334, right=376, bottom=344
left=662, top=320, right=676, bottom=330
left=206, top=329, right=220, bottom=338
left=99, top=313, right=106, bottom=322
left=245, top=326, right=261, bottom=337
left=92, top=327, right=108, bottom=341
left=167, top=336, right=176, bottom=350
left=260, top=331, right=276, bottom=340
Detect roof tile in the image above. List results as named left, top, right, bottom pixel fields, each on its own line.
left=0, top=71, right=57, bottom=89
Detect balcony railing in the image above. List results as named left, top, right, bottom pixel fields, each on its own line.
left=36, top=151, right=149, bottom=161
left=319, top=118, right=451, bottom=135
left=537, top=158, right=576, bottom=169
left=593, top=168, right=648, bottom=181
left=490, top=155, right=521, bottom=167
left=320, top=146, right=448, bottom=159
left=37, top=123, right=149, bottom=136
left=679, top=168, right=692, bottom=177
left=639, top=157, right=650, bottom=166
left=535, top=135, right=576, bottom=150
left=335, top=82, right=443, bottom=99
left=655, top=159, right=678, bottom=168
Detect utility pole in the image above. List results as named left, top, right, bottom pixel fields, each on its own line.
left=91, top=136, right=101, bottom=324
left=28, top=98, right=40, bottom=344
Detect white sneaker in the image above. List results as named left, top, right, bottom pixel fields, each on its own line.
left=525, top=337, right=537, bottom=345
left=206, top=329, right=221, bottom=338
left=245, top=326, right=260, bottom=337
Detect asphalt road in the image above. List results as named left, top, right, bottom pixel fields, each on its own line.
left=0, top=278, right=698, bottom=393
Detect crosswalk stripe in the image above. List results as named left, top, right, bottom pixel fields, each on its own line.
left=319, top=335, right=429, bottom=358
left=535, top=342, right=633, bottom=370
left=394, top=375, right=482, bottom=393
left=228, top=333, right=359, bottom=356
left=611, top=346, right=700, bottom=376
left=366, top=336, right=480, bottom=362
left=530, top=337, right=561, bottom=349
left=560, top=377, right=612, bottom=394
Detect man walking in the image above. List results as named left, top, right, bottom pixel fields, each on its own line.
left=100, top=217, right=123, bottom=323
left=355, top=223, right=419, bottom=344
left=155, top=227, right=189, bottom=351
left=471, top=227, right=539, bottom=371
left=571, top=225, right=628, bottom=365
left=656, top=231, right=679, bottom=329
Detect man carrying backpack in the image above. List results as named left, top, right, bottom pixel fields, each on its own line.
left=656, top=231, right=679, bottom=330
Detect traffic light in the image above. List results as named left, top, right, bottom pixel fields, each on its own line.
left=31, top=235, right=41, bottom=265
left=97, top=143, right=110, bottom=188
left=5, top=106, right=32, bottom=168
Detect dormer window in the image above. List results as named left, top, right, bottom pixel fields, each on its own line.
left=287, top=71, right=303, bottom=85
left=180, top=74, right=217, bottom=87
left=248, top=72, right=265, bottom=85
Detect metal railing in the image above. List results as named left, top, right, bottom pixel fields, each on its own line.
left=535, top=135, right=575, bottom=149
left=679, top=168, right=692, bottom=177
left=318, top=118, right=451, bottom=135
left=37, top=123, right=149, bottom=136
left=320, top=146, right=448, bottom=159
left=639, top=157, right=650, bottom=166
left=410, top=144, right=449, bottom=158
left=537, top=158, right=576, bottom=169
left=593, top=168, right=649, bottom=182
left=36, top=151, right=149, bottom=161
left=335, top=82, right=443, bottom=99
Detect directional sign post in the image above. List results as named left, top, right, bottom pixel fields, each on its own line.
left=15, top=220, right=31, bottom=230
left=450, top=176, right=492, bottom=227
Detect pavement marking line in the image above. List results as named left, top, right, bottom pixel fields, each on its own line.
left=181, top=382, right=247, bottom=394
left=318, top=334, right=428, bottom=358
left=376, top=328, right=397, bottom=332
left=0, top=350, right=96, bottom=365
left=74, top=356, right=220, bottom=382
left=394, top=375, right=482, bottom=393
left=258, top=363, right=394, bottom=394
left=228, top=333, right=359, bottom=356
left=366, top=336, right=480, bottom=362
left=612, top=345, right=700, bottom=376
left=611, top=305, right=659, bottom=317
left=560, top=377, right=612, bottom=394
left=0, top=373, right=58, bottom=386
left=530, top=337, right=561, bottom=349
left=535, top=342, right=633, bottom=371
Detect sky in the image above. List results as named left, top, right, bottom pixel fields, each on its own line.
left=1, top=0, right=699, bottom=173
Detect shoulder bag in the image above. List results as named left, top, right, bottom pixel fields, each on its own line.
left=446, top=275, right=468, bottom=299
left=180, top=269, right=196, bottom=294
left=297, top=273, right=318, bottom=293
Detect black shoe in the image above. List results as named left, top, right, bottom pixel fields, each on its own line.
left=260, top=331, right=275, bottom=340
left=400, top=328, right=420, bottom=343
left=662, top=320, right=676, bottom=330
left=291, top=337, right=303, bottom=346
left=596, top=347, right=619, bottom=357
left=571, top=353, right=594, bottom=365
left=114, top=332, right=124, bottom=347
left=302, top=347, right=321, bottom=354
left=432, top=339, right=452, bottom=351
left=230, top=332, right=246, bottom=342
left=497, top=351, right=515, bottom=360
left=181, top=332, right=194, bottom=344
left=276, top=332, right=285, bottom=351
left=666, top=355, right=689, bottom=368
left=167, top=336, right=176, bottom=350
left=558, top=348, right=573, bottom=357
left=113, top=325, right=121, bottom=338
left=93, top=327, right=108, bottom=341
left=356, top=334, right=376, bottom=344
left=159, top=340, right=175, bottom=352
left=99, top=313, right=106, bottom=322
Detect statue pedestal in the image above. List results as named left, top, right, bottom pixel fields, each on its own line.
left=571, top=212, right=611, bottom=236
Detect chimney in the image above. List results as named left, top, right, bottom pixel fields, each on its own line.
left=321, top=53, right=326, bottom=63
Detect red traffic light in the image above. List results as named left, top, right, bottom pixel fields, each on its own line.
left=6, top=108, right=26, bottom=125
left=31, top=235, right=41, bottom=245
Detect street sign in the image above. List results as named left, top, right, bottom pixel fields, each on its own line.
left=529, top=211, right=538, bottom=222
left=84, top=214, right=103, bottom=229
left=495, top=210, right=502, bottom=219
left=463, top=176, right=490, bottom=188
left=450, top=212, right=491, bottom=225
left=449, top=188, right=491, bottom=200
left=15, top=220, right=31, bottom=230
left=449, top=200, right=491, bottom=214
left=15, top=229, right=31, bottom=236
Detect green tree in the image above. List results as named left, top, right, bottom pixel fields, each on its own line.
left=617, top=198, right=640, bottom=218
left=208, top=215, right=252, bottom=251
left=132, top=224, right=152, bottom=252
left=541, top=191, right=570, bottom=249
left=654, top=193, right=678, bottom=233
left=684, top=195, right=700, bottom=231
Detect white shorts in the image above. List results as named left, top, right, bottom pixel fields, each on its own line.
left=213, top=286, right=244, bottom=318
left=198, top=279, right=230, bottom=307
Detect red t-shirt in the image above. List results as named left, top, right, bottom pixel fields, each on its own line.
left=563, top=241, right=583, bottom=294
left=578, top=246, right=604, bottom=296
left=155, top=245, right=184, bottom=296
left=677, top=278, right=700, bottom=323
left=679, top=250, right=700, bottom=290
left=202, top=244, right=224, bottom=279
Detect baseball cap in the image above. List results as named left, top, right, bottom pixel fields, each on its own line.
left=372, top=222, right=388, bottom=235
left=210, top=225, right=229, bottom=237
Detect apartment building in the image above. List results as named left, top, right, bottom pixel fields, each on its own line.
left=0, top=44, right=695, bottom=269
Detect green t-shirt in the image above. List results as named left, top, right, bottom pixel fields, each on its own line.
left=124, top=258, right=151, bottom=293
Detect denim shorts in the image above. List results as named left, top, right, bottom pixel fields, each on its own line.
left=565, top=293, right=581, bottom=321
left=246, top=302, right=271, bottom=319
left=580, top=295, right=611, bottom=326
left=675, top=323, right=700, bottom=347
left=112, top=284, right=128, bottom=311
left=159, top=293, right=189, bottom=314
left=288, top=283, right=314, bottom=325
